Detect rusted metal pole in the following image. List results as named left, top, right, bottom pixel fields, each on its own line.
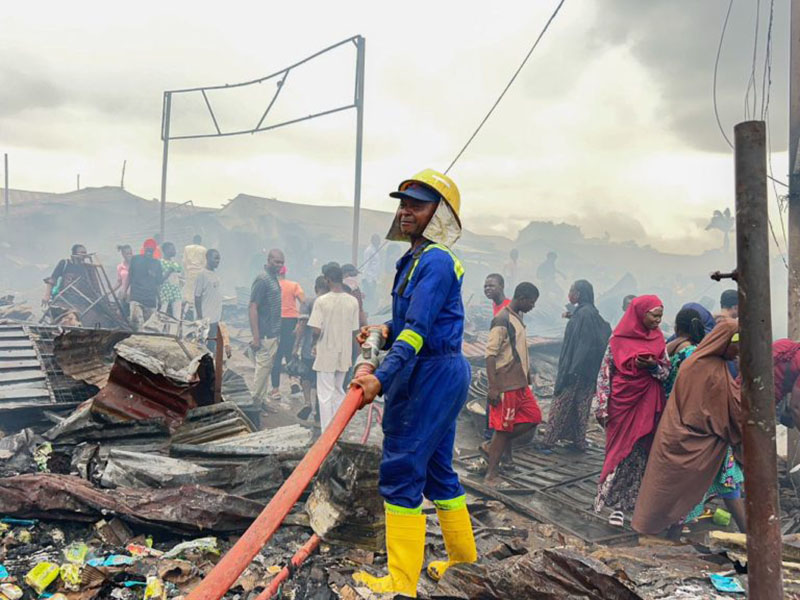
left=351, top=36, right=365, bottom=266
left=788, top=0, right=800, bottom=479
left=3, top=153, right=8, bottom=220
left=734, top=120, right=783, bottom=598
left=214, top=325, right=224, bottom=404
left=159, top=92, right=172, bottom=243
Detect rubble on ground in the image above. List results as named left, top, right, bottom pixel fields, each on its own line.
left=3, top=323, right=800, bottom=599
left=0, top=296, right=33, bottom=322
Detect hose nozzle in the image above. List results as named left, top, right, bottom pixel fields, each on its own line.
left=353, top=326, right=386, bottom=377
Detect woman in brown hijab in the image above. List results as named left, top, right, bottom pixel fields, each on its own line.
left=632, top=319, right=745, bottom=536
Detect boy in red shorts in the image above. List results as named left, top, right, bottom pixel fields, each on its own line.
left=484, top=282, right=542, bottom=485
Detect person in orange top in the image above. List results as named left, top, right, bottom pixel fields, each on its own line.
left=271, top=266, right=306, bottom=399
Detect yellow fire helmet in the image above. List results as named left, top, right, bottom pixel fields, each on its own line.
left=393, top=169, right=461, bottom=225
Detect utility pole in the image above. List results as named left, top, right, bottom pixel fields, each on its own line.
left=351, top=36, right=366, bottom=265
left=788, top=0, right=800, bottom=473
left=121, top=159, right=127, bottom=189
left=4, top=153, right=8, bottom=220
left=735, top=120, right=783, bottom=599
left=160, top=92, right=172, bottom=243
left=77, top=174, right=80, bottom=190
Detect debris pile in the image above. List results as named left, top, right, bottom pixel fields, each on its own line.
left=0, top=296, right=33, bottom=322
left=5, top=321, right=800, bottom=599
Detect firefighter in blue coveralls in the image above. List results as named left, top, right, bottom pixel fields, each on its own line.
left=351, top=169, right=477, bottom=597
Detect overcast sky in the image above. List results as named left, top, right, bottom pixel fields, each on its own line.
left=1, top=0, right=793, bottom=254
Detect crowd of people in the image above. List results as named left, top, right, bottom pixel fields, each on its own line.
left=43, top=235, right=383, bottom=431
left=479, top=268, right=800, bottom=538
left=480, top=264, right=800, bottom=537
left=38, top=163, right=800, bottom=598
left=43, top=228, right=800, bottom=542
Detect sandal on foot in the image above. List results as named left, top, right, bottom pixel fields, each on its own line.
left=608, top=511, right=625, bottom=528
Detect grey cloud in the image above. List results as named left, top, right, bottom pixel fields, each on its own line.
left=0, top=65, right=66, bottom=117
left=590, top=0, right=789, bottom=153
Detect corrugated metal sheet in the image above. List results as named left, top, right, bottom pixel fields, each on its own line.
left=26, top=326, right=100, bottom=405
left=54, top=328, right=131, bottom=387
left=0, top=324, right=52, bottom=410
left=90, top=356, right=203, bottom=431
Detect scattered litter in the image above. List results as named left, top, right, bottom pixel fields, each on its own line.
left=0, top=565, right=7, bottom=580
left=712, top=508, right=731, bottom=527
left=0, top=584, right=22, bottom=600
left=63, top=542, right=89, bottom=564
left=709, top=573, right=745, bottom=593
left=162, top=536, right=219, bottom=559
left=93, top=518, right=133, bottom=546
left=34, top=443, right=52, bottom=473
left=87, top=556, right=135, bottom=568
left=50, top=529, right=65, bottom=544
left=59, top=563, right=82, bottom=590
left=143, top=576, right=166, bottom=600
left=126, top=543, right=163, bottom=558
left=24, top=563, right=60, bottom=595
left=1, top=518, right=36, bottom=527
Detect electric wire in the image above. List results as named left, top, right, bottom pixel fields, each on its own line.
left=444, top=0, right=566, bottom=175
left=760, top=0, right=788, bottom=267
left=760, top=0, right=775, bottom=120
left=713, top=0, right=735, bottom=149
left=713, top=0, right=787, bottom=266
left=744, top=0, right=761, bottom=119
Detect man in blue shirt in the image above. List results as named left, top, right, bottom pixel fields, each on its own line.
left=351, top=169, right=476, bottom=597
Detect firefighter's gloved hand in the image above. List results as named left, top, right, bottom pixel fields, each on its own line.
left=357, top=324, right=390, bottom=346
left=351, top=374, right=382, bottom=406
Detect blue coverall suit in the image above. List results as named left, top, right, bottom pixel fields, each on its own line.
left=374, top=241, right=471, bottom=509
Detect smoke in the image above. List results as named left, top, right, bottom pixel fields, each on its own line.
left=590, top=0, right=789, bottom=153
left=0, top=64, right=65, bottom=117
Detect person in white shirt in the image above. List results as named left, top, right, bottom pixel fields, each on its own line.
left=308, top=264, right=361, bottom=431
left=182, top=234, right=207, bottom=316
left=361, top=234, right=383, bottom=313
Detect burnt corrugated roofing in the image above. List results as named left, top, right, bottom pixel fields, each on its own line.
left=0, top=324, right=53, bottom=409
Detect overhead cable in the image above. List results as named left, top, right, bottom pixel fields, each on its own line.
left=444, top=0, right=566, bottom=175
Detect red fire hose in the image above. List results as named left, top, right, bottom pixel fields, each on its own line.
left=185, top=385, right=366, bottom=600
left=359, top=402, right=383, bottom=444
left=255, top=534, right=321, bottom=600
left=186, top=327, right=385, bottom=600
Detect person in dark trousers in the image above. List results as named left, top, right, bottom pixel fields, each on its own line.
left=294, top=275, right=330, bottom=421
left=271, top=266, right=305, bottom=398
left=125, top=239, right=162, bottom=331
left=250, top=249, right=284, bottom=407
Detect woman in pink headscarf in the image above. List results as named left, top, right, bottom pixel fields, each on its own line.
left=774, top=339, right=800, bottom=429
left=593, top=295, right=669, bottom=526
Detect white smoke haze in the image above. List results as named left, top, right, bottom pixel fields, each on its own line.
left=0, top=0, right=791, bottom=257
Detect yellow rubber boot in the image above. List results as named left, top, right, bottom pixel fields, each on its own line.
left=426, top=506, right=477, bottom=581
left=353, top=510, right=426, bottom=597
